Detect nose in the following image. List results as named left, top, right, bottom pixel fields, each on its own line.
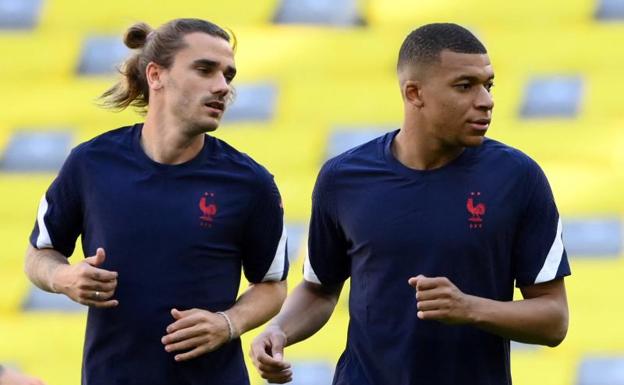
left=475, top=85, right=494, bottom=111
left=211, top=72, right=230, bottom=97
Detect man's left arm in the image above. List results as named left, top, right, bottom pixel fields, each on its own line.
left=161, top=281, right=287, bottom=361
left=411, top=158, right=568, bottom=347
left=408, top=275, right=568, bottom=347
left=162, top=171, right=289, bottom=361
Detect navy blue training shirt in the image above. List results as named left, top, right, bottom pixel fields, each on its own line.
left=30, top=124, right=288, bottom=385
left=304, top=130, right=570, bottom=385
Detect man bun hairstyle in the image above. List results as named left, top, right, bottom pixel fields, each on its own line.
left=397, top=23, right=486, bottom=70
left=100, top=18, right=235, bottom=114
left=124, top=22, right=152, bottom=49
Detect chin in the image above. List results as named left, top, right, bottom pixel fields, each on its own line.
left=463, top=135, right=486, bottom=147
left=201, top=117, right=222, bottom=132
left=187, top=120, right=219, bottom=135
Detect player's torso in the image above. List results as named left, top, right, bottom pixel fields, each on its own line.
left=330, top=142, right=519, bottom=385
left=74, top=131, right=257, bottom=384
left=83, top=159, right=254, bottom=260
left=76, top=141, right=259, bottom=311
left=338, top=165, right=521, bottom=289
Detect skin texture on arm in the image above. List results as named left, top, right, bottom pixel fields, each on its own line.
left=24, top=245, right=69, bottom=293
left=162, top=280, right=287, bottom=362
left=249, top=280, right=343, bottom=384
left=0, top=365, right=45, bottom=385
left=0, top=365, right=46, bottom=385
left=408, top=275, right=569, bottom=347
left=24, top=245, right=119, bottom=308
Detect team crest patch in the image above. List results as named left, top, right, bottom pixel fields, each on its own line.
left=466, top=192, right=486, bottom=229
left=199, top=192, right=217, bottom=228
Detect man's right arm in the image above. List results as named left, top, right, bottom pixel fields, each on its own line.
left=24, top=245, right=69, bottom=293
left=249, top=280, right=342, bottom=384
left=24, top=245, right=119, bottom=308
left=251, top=159, right=347, bottom=383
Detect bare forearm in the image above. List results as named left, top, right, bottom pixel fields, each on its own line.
left=227, top=281, right=287, bottom=336
left=249, top=281, right=343, bottom=380
left=24, top=245, right=68, bottom=293
left=467, top=294, right=568, bottom=346
left=271, top=281, right=341, bottom=347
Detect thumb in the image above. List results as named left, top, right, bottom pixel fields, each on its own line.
left=85, top=248, right=106, bottom=267
left=171, top=308, right=191, bottom=319
left=408, top=274, right=426, bottom=288
left=270, top=333, right=285, bottom=361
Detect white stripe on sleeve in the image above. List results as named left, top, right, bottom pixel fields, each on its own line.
left=261, top=224, right=288, bottom=282
left=534, top=218, right=564, bottom=284
left=36, top=194, right=53, bottom=249
left=303, top=254, right=321, bottom=284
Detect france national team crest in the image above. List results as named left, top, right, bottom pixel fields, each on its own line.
left=466, top=192, right=486, bottom=229
left=199, top=192, right=217, bottom=227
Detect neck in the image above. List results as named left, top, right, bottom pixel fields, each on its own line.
left=141, top=109, right=205, bottom=165
left=393, top=116, right=464, bottom=171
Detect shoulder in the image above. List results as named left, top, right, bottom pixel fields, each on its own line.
left=313, top=131, right=391, bottom=199
left=320, top=131, right=391, bottom=178
left=70, top=124, right=136, bottom=159
left=60, top=125, right=136, bottom=174
left=477, top=138, right=551, bottom=200
left=211, top=136, right=276, bottom=188
left=478, top=137, right=542, bottom=174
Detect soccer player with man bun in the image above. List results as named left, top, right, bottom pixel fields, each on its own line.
left=25, top=18, right=288, bottom=385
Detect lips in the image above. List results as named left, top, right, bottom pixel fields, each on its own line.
left=467, top=118, right=491, bottom=131
left=204, top=101, right=225, bottom=112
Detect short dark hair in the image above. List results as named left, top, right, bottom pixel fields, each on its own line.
left=397, top=23, right=486, bottom=70
left=100, top=18, right=235, bottom=113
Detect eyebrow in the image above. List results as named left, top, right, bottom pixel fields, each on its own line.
left=192, top=59, right=237, bottom=77
left=452, top=74, right=495, bottom=82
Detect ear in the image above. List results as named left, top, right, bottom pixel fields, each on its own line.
left=146, top=61, right=164, bottom=90
left=402, top=80, right=424, bottom=108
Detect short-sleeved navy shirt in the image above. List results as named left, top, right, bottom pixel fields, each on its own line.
left=30, top=124, right=288, bottom=385
left=305, top=130, right=570, bottom=385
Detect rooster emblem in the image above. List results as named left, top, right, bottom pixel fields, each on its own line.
left=199, top=192, right=217, bottom=225
left=466, top=192, right=486, bottom=228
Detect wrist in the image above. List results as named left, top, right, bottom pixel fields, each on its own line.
left=49, top=264, right=64, bottom=294
left=266, top=323, right=284, bottom=333
left=266, top=323, right=288, bottom=345
left=464, top=294, right=485, bottom=325
left=216, top=311, right=239, bottom=341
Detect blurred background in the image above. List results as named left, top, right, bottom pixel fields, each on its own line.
left=1, top=0, right=623, bottom=384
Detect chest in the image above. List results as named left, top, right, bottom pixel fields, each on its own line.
left=335, top=171, right=524, bottom=272
left=80, top=165, right=255, bottom=253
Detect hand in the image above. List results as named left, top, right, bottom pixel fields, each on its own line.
left=408, top=275, right=474, bottom=325
left=249, top=325, right=292, bottom=383
left=161, top=308, right=230, bottom=362
left=52, top=248, right=118, bottom=308
left=0, top=366, right=46, bottom=385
